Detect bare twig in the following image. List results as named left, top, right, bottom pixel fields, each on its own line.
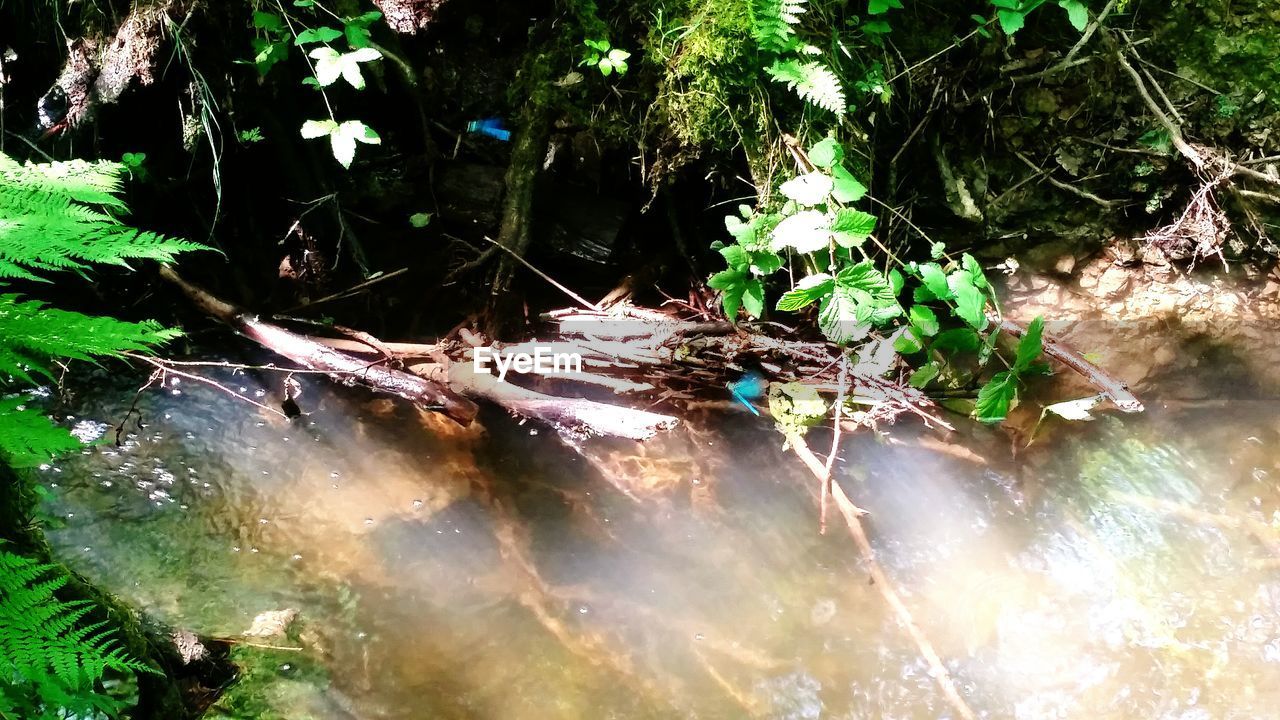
left=481, top=235, right=602, bottom=312
left=1014, top=151, right=1120, bottom=208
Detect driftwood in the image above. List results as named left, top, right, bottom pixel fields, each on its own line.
left=159, top=267, right=679, bottom=440
left=158, top=266, right=479, bottom=425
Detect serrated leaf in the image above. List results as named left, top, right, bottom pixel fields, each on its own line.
left=931, top=328, right=980, bottom=353
left=719, top=244, right=750, bottom=269
left=831, top=208, right=877, bottom=247
left=908, top=305, right=940, bottom=336
left=1058, top=0, right=1088, bottom=30
left=893, top=329, right=924, bottom=354
left=830, top=166, right=867, bottom=203
left=300, top=119, right=338, bottom=139
left=868, top=0, right=903, bottom=13
left=917, top=262, right=952, bottom=301
left=909, top=363, right=940, bottom=388
left=807, top=138, right=844, bottom=168
left=975, top=370, right=1017, bottom=423
left=779, top=172, right=833, bottom=206
left=741, top=279, right=765, bottom=318
left=750, top=250, right=784, bottom=275
left=952, top=275, right=988, bottom=331
left=295, top=27, right=344, bottom=45
left=1014, top=316, right=1044, bottom=373
left=770, top=210, right=830, bottom=253
left=997, top=9, right=1026, bottom=34
left=818, top=287, right=869, bottom=344
left=776, top=273, right=834, bottom=311
left=330, top=129, right=356, bottom=168
left=708, top=268, right=744, bottom=291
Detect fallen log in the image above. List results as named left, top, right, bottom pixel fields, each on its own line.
left=158, top=266, right=479, bottom=425
left=159, top=266, right=679, bottom=439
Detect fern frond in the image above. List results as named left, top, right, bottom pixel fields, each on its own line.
left=0, top=398, right=82, bottom=468
left=0, top=544, right=154, bottom=716
left=750, top=0, right=806, bottom=53
left=0, top=294, right=182, bottom=367
left=764, top=59, right=847, bottom=113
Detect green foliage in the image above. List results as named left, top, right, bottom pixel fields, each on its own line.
left=249, top=1, right=385, bottom=168
left=707, top=136, right=1052, bottom=425
left=989, top=0, right=1089, bottom=36
left=0, top=154, right=205, bottom=282
left=581, top=38, right=632, bottom=76
left=764, top=60, right=846, bottom=113
left=0, top=545, right=155, bottom=718
left=0, top=151, right=204, bottom=467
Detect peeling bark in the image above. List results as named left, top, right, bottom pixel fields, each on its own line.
left=372, top=0, right=448, bottom=34
left=41, top=0, right=197, bottom=130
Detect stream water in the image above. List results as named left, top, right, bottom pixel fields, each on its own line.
left=29, top=320, right=1280, bottom=719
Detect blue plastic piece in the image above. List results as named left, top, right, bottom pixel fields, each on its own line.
left=727, top=370, right=766, bottom=416
left=466, top=118, right=511, bottom=142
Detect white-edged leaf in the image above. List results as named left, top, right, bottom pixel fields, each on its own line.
left=300, top=119, right=338, bottom=139
left=770, top=210, right=829, bottom=253
left=779, top=172, right=833, bottom=206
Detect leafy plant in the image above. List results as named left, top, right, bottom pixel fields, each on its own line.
left=581, top=38, right=631, bottom=76
left=989, top=0, right=1089, bottom=35
left=249, top=2, right=386, bottom=168
left=706, top=136, right=1045, bottom=424
left=0, top=152, right=205, bottom=467
left=749, top=0, right=846, bottom=113
left=0, top=544, right=156, bottom=718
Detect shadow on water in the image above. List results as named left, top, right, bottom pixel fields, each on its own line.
left=29, top=343, right=1280, bottom=719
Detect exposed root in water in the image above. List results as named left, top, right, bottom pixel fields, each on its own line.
left=789, top=411, right=977, bottom=720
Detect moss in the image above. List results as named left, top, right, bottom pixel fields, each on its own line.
left=209, top=637, right=333, bottom=720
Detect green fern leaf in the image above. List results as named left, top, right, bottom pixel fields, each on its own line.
left=764, top=59, right=847, bottom=113
left=750, top=0, right=806, bottom=52
left=0, top=544, right=156, bottom=716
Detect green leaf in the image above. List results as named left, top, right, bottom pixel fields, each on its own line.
left=868, top=0, right=903, bottom=13
left=830, top=208, right=877, bottom=247
left=908, top=304, right=940, bottom=336
left=962, top=253, right=990, bottom=289
left=916, top=262, right=953, bottom=301
left=409, top=212, right=432, bottom=228
left=776, top=273, right=834, bottom=311
left=836, top=261, right=901, bottom=323
left=1013, top=316, right=1044, bottom=373
left=952, top=274, right=989, bottom=331
left=252, top=11, right=284, bottom=31
left=931, top=328, right=981, bottom=353
left=975, top=370, right=1018, bottom=423
left=908, top=363, right=940, bottom=388
left=996, top=9, right=1026, bottom=34
left=750, top=250, right=784, bottom=275
left=830, top=165, right=867, bottom=203
left=708, top=269, right=745, bottom=291
left=1058, top=0, right=1088, bottom=30
left=888, top=268, right=904, bottom=296
left=719, top=244, right=750, bottom=269
left=295, top=27, right=344, bottom=45
left=807, top=138, right=844, bottom=169
left=300, top=119, right=338, bottom=139
left=893, top=329, right=924, bottom=354
left=770, top=210, right=830, bottom=253
left=818, top=287, right=867, bottom=344
left=779, top=172, right=834, bottom=206
left=741, top=279, right=765, bottom=318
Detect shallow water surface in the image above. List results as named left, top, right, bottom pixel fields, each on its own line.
left=33, top=347, right=1280, bottom=719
